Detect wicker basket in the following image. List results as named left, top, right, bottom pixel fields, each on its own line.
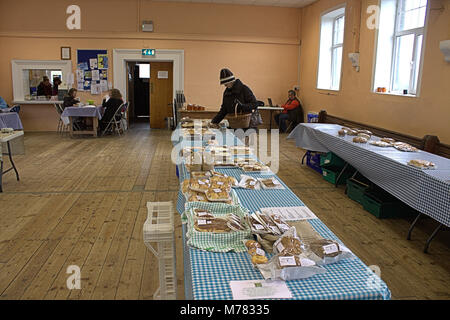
left=225, top=103, right=251, bottom=129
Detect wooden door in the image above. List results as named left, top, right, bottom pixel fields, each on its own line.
left=150, top=62, right=173, bottom=129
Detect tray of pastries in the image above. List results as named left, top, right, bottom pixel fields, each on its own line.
left=205, top=188, right=232, bottom=202
left=381, top=137, right=396, bottom=144
left=189, top=178, right=211, bottom=192
left=244, top=240, right=268, bottom=265
left=187, top=191, right=209, bottom=203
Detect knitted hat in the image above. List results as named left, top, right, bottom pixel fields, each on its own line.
left=220, top=68, right=235, bottom=85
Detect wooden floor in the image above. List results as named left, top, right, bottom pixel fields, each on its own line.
left=0, top=124, right=449, bottom=300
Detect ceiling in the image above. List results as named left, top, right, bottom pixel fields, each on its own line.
left=153, top=0, right=317, bottom=8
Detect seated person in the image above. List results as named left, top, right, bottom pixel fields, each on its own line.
left=274, top=90, right=301, bottom=133
left=99, top=88, right=124, bottom=132
left=63, top=88, right=79, bottom=109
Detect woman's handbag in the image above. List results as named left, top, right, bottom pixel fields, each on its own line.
left=249, top=109, right=263, bottom=128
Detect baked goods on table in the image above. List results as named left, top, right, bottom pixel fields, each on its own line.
left=308, top=239, right=342, bottom=259
left=369, top=140, right=392, bottom=147
left=193, top=208, right=214, bottom=218
left=244, top=240, right=268, bottom=265
left=189, top=178, right=211, bottom=192
left=194, top=216, right=231, bottom=233
left=353, top=136, right=368, bottom=143
left=187, top=191, right=209, bottom=203
left=408, top=159, right=436, bottom=169
left=393, top=142, right=418, bottom=152
left=357, top=129, right=373, bottom=136
left=338, top=129, right=346, bottom=137
left=381, top=137, right=395, bottom=144
left=229, top=146, right=254, bottom=155
left=237, top=175, right=259, bottom=189
left=276, top=236, right=303, bottom=255
left=205, top=188, right=232, bottom=202
left=258, top=177, right=284, bottom=189
left=357, top=133, right=371, bottom=140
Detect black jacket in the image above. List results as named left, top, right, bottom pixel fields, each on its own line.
left=212, top=79, right=258, bottom=124
left=63, top=96, right=78, bottom=109
left=101, top=97, right=123, bottom=126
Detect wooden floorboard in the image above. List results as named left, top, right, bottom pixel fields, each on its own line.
left=0, top=125, right=448, bottom=300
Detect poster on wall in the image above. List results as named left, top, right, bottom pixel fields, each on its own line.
left=76, top=49, right=108, bottom=93
left=98, top=54, right=108, bottom=69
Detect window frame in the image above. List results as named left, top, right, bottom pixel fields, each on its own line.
left=372, top=0, right=430, bottom=97
left=316, top=4, right=346, bottom=92
left=331, top=14, right=345, bottom=90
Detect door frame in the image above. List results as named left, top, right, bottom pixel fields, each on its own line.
left=113, top=49, right=183, bottom=104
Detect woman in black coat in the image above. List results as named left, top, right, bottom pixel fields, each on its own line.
left=211, top=69, right=260, bottom=128
left=99, top=88, right=124, bottom=131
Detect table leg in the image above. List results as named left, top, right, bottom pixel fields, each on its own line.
left=301, top=151, right=308, bottom=165
left=424, top=223, right=443, bottom=254
left=269, top=110, right=273, bottom=130
left=407, top=212, right=422, bottom=240
left=0, top=159, right=3, bottom=192
left=7, top=141, right=19, bottom=181
left=335, top=162, right=349, bottom=188
left=69, top=117, right=74, bottom=138
left=93, top=117, right=98, bottom=137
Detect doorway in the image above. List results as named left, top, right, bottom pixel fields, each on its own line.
left=126, top=61, right=173, bottom=129
left=126, top=61, right=150, bottom=125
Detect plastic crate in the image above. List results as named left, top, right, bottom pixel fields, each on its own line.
left=346, top=178, right=370, bottom=204
left=361, top=187, right=414, bottom=219
left=307, top=112, right=319, bottom=123
left=320, top=152, right=346, bottom=169
left=322, top=167, right=354, bottom=185
left=305, top=151, right=323, bottom=174
left=143, top=201, right=177, bottom=299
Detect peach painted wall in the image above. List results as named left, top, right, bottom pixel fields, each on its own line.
left=0, top=0, right=301, bottom=131
left=299, top=0, right=450, bottom=144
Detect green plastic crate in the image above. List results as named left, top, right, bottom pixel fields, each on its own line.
left=320, top=152, right=346, bottom=169
left=322, top=167, right=353, bottom=185
left=347, top=178, right=370, bottom=204
left=362, top=190, right=411, bottom=219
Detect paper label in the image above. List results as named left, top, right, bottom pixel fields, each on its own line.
left=323, top=244, right=339, bottom=255
left=196, top=196, right=205, bottom=201
left=249, top=181, right=256, bottom=186
left=198, top=220, right=207, bottom=225
left=299, top=258, right=315, bottom=267
left=198, top=180, right=206, bottom=185
left=197, top=211, right=209, bottom=216
left=253, top=224, right=265, bottom=230
left=279, top=256, right=297, bottom=267
left=255, top=248, right=265, bottom=256
left=276, top=242, right=285, bottom=253
left=217, top=181, right=224, bottom=185
left=273, top=180, right=280, bottom=185
left=213, top=189, right=222, bottom=193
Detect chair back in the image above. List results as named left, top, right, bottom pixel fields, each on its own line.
left=10, top=105, right=20, bottom=113
left=54, top=103, right=63, bottom=115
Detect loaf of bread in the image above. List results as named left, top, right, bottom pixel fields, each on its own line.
left=408, top=159, right=435, bottom=169
left=309, top=239, right=342, bottom=258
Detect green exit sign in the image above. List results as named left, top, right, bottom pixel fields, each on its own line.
left=142, top=49, right=155, bottom=56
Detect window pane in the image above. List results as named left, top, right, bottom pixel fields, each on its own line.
left=331, top=46, right=343, bottom=90
left=392, top=34, right=415, bottom=92
left=412, top=34, right=423, bottom=93
left=333, top=16, right=345, bottom=45
left=398, top=0, right=427, bottom=31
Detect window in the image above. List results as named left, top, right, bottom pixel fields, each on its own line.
left=373, top=0, right=429, bottom=96
left=317, top=6, right=346, bottom=91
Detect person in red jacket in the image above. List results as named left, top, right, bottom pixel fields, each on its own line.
left=274, top=90, right=300, bottom=133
